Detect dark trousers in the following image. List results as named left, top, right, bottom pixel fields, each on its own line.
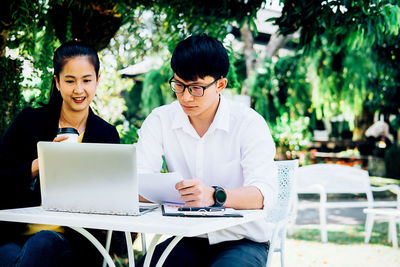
left=0, top=230, right=73, bottom=267
left=0, top=228, right=135, bottom=267
left=137, top=237, right=269, bottom=267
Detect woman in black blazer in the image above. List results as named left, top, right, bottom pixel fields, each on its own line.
left=0, top=41, right=121, bottom=266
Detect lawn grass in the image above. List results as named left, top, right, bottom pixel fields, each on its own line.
left=290, top=222, right=394, bottom=246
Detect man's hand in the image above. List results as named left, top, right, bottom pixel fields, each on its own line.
left=175, top=179, right=215, bottom=207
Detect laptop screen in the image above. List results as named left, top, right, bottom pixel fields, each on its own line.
left=38, top=142, right=140, bottom=215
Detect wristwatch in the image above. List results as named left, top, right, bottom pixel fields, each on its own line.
left=212, top=186, right=227, bottom=207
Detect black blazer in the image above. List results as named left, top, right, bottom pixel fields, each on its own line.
left=0, top=106, right=120, bottom=210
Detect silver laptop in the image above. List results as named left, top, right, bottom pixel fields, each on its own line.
left=37, top=141, right=157, bottom=216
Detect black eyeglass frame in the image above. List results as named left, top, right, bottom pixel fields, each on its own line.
left=168, top=77, right=220, bottom=97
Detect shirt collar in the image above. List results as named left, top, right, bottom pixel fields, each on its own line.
left=171, top=101, right=191, bottom=130
left=171, top=95, right=230, bottom=134
left=209, top=95, right=230, bottom=133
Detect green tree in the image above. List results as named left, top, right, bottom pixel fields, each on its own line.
left=268, top=0, right=400, bottom=139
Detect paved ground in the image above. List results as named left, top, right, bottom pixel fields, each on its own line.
left=274, top=205, right=400, bottom=267
left=270, top=239, right=400, bottom=267
left=295, top=206, right=366, bottom=225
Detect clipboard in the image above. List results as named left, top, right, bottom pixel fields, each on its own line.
left=161, top=204, right=243, bottom=218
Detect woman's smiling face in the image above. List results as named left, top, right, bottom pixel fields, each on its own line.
left=54, top=56, right=99, bottom=113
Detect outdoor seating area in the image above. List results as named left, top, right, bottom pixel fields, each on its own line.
left=1, top=1, right=400, bottom=267
left=291, top=164, right=400, bottom=243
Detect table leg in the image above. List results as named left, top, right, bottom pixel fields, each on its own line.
left=102, top=230, right=113, bottom=267
left=155, top=236, right=183, bottom=267
left=143, top=234, right=162, bottom=267
left=141, top=233, right=147, bottom=254
left=125, top=232, right=135, bottom=267
left=69, top=227, right=115, bottom=267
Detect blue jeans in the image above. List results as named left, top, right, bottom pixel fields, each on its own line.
left=0, top=230, right=73, bottom=267
left=137, top=237, right=269, bottom=267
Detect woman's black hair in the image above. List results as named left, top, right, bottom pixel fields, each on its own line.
left=170, top=34, right=230, bottom=81
left=47, top=40, right=100, bottom=110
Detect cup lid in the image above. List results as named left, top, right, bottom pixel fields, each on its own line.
left=57, top=127, right=79, bottom=135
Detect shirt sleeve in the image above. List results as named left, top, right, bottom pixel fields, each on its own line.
left=239, top=112, right=278, bottom=211
left=136, top=111, right=164, bottom=173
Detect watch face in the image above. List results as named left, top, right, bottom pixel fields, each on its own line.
left=215, top=189, right=227, bottom=203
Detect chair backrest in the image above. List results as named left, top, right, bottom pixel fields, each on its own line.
left=266, top=160, right=299, bottom=223
left=296, top=163, right=371, bottom=194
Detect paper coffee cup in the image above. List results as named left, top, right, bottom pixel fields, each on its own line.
left=57, top=127, right=79, bottom=143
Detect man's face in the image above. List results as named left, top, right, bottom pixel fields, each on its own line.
left=173, top=74, right=226, bottom=121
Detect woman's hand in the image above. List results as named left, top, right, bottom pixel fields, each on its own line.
left=31, top=158, right=39, bottom=179
left=53, top=135, right=69, bottom=142
left=175, top=179, right=215, bottom=207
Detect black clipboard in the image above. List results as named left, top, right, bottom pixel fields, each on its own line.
left=161, top=205, right=243, bottom=218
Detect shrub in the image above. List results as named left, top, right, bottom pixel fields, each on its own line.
left=0, top=57, right=23, bottom=137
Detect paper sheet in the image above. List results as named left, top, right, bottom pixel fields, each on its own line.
left=138, top=172, right=184, bottom=204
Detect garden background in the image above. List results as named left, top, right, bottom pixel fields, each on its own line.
left=1, top=1, right=400, bottom=266
left=1, top=0, right=400, bottom=178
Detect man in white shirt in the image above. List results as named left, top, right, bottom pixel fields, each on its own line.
left=136, top=34, right=277, bottom=267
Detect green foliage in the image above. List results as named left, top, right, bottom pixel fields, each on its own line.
left=47, top=0, right=124, bottom=51
left=33, top=17, right=60, bottom=106
left=306, top=41, right=374, bottom=126
left=0, top=57, right=23, bottom=137
left=272, top=113, right=312, bottom=161
left=247, top=55, right=312, bottom=160
left=229, top=51, right=247, bottom=92
left=117, top=123, right=140, bottom=144
left=123, top=81, right=145, bottom=123
left=3, top=0, right=268, bottom=128
left=225, top=45, right=242, bottom=93
left=366, top=33, right=400, bottom=131
left=274, top=0, right=400, bottom=52
left=269, top=0, right=400, bottom=137
left=6, top=0, right=43, bottom=55
left=248, top=54, right=312, bottom=123
left=141, top=63, right=174, bottom=116
left=151, top=0, right=265, bottom=52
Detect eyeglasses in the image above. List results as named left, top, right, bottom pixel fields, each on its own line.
left=169, top=77, right=219, bottom=97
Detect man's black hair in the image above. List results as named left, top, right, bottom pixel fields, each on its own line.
left=171, top=34, right=230, bottom=81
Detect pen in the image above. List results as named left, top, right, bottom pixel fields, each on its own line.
left=178, top=207, right=225, bottom=212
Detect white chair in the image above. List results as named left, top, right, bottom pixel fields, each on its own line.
left=290, top=163, right=400, bottom=243
left=364, top=207, right=400, bottom=249
left=265, top=160, right=299, bottom=267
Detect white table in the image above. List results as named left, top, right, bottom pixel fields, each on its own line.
left=0, top=206, right=266, bottom=267
left=363, top=208, right=400, bottom=249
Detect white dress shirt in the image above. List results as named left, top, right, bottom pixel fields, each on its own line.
left=136, top=96, right=277, bottom=244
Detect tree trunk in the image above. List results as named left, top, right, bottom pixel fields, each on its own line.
left=264, top=32, right=293, bottom=58
left=240, top=21, right=255, bottom=95
left=240, top=28, right=293, bottom=96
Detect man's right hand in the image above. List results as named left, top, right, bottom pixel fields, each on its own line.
left=175, top=179, right=215, bottom=207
